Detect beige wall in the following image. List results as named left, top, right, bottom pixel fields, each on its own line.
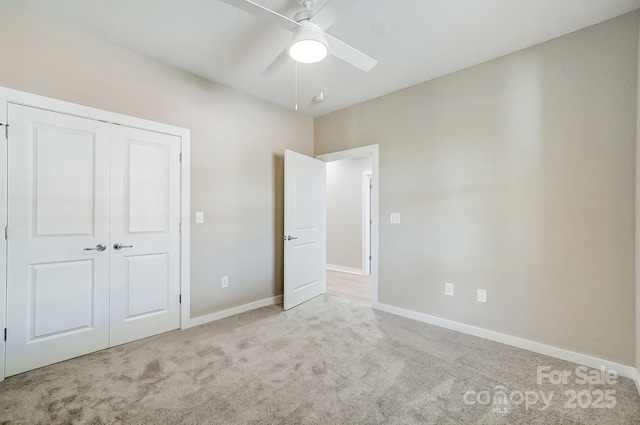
left=0, top=4, right=314, bottom=319
left=326, top=156, right=373, bottom=271
left=316, top=12, right=639, bottom=365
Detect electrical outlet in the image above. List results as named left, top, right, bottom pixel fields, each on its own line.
left=477, top=289, right=487, bottom=303
left=221, top=276, right=229, bottom=288
left=390, top=213, right=401, bottom=224
left=445, top=283, right=454, bottom=296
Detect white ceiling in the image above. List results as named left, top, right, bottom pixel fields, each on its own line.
left=8, top=0, right=640, bottom=116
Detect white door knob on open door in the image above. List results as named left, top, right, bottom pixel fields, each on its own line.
left=283, top=235, right=298, bottom=241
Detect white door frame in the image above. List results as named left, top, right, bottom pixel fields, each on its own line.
left=0, top=91, right=8, bottom=382
left=362, top=170, right=372, bottom=276
left=0, top=86, right=191, bottom=382
left=316, top=145, right=379, bottom=305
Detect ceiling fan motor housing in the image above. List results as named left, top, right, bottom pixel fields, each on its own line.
left=295, top=0, right=317, bottom=22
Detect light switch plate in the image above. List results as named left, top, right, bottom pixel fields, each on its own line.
left=477, top=289, right=487, bottom=303
left=390, top=213, right=401, bottom=224
left=195, top=211, right=204, bottom=224
left=445, top=283, right=454, bottom=296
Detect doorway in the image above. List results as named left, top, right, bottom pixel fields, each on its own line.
left=317, top=145, right=379, bottom=306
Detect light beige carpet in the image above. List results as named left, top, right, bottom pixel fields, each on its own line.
left=0, top=294, right=639, bottom=424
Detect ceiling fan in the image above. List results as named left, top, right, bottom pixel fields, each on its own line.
left=218, top=0, right=377, bottom=74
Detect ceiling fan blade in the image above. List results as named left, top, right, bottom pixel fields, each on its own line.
left=261, top=48, right=292, bottom=76
left=309, top=0, right=360, bottom=30
left=217, top=0, right=301, bottom=31
left=325, top=33, right=377, bottom=72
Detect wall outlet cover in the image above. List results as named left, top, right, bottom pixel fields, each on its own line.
left=221, top=276, right=229, bottom=288
left=390, top=213, right=401, bottom=224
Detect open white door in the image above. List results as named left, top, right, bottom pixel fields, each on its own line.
left=283, top=150, right=326, bottom=310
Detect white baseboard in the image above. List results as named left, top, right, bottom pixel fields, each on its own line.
left=373, top=302, right=637, bottom=380
left=326, top=264, right=363, bottom=275
left=185, top=295, right=283, bottom=328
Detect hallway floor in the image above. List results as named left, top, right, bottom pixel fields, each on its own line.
left=326, top=268, right=371, bottom=304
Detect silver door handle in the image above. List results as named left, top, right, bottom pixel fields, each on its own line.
left=113, top=243, right=134, bottom=250
left=84, top=243, right=106, bottom=252
left=283, top=236, right=298, bottom=241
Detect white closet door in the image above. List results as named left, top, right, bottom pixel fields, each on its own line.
left=5, top=104, right=111, bottom=376
left=109, top=125, right=181, bottom=346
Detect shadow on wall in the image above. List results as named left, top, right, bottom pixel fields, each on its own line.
left=273, top=154, right=284, bottom=296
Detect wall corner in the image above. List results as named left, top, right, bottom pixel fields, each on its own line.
left=635, top=12, right=640, bottom=385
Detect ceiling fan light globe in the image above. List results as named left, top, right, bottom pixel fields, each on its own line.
left=289, top=22, right=328, bottom=64
left=289, top=39, right=328, bottom=63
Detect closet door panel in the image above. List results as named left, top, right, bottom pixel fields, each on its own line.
left=5, top=104, right=110, bottom=376
left=109, top=125, right=181, bottom=346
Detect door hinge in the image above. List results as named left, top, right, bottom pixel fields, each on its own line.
left=179, top=223, right=182, bottom=233
left=179, top=294, right=182, bottom=304
left=369, top=255, right=372, bottom=261
left=179, top=153, right=182, bottom=163
left=1, top=123, right=8, bottom=139
left=4, top=226, right=7, bottom=240
left=4, top=328, right=6, bottom=342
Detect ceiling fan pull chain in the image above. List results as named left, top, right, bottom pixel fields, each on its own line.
left=313, top=61, right=325, bottom=103
left=295, top=61, right=299, bottom=111
left=320, top=61, right=324, bottom=99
